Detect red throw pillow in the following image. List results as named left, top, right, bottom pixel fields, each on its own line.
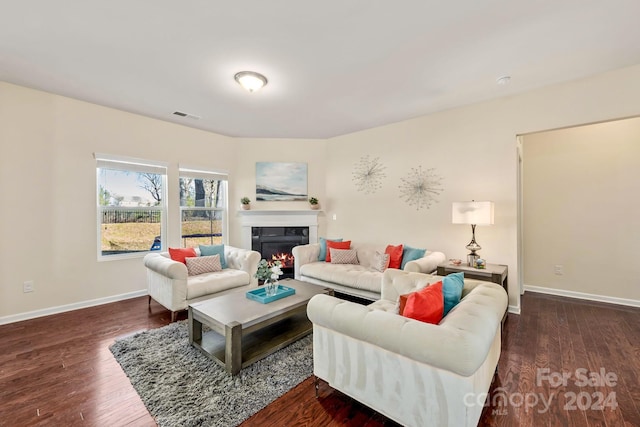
left=168, top=247, right=197, bottom=264
left=402, top=281, right=444, bottom=324
left=398, top=293, right=410, bottom=315
left=325, top=240, right=351, bottom=262
left=385, top=244, right=404, bottom=269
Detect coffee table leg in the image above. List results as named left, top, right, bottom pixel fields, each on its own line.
left=226, top=321, right=242, bottom=375
left=188, top=306, right=202, bottom=344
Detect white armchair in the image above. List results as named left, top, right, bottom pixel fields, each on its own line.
left=143, top=245, right=260, bottom=321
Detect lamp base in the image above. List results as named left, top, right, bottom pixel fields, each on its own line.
left=467, top=253, right=479, bottom=267
left=464, top=224, right=483, bottom=267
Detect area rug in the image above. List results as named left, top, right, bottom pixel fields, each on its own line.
left=109, top=321, right=313, bottom=427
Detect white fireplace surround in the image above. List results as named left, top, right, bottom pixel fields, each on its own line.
left=239, top=210, right=320, bottom=251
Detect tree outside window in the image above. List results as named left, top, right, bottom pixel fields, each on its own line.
left=179, top=174, right=227, bottom=248
left=96, top=159, right=167, bottom=258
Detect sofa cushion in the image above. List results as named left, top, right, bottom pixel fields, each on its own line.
left=330, top=248, right=359, bottom=265
left=318, top=237, right=343, bottom=261
left=300, top=262, right=383, bottom=294
left=385, top=244, right=404, bottom=269
left=325, top=240, right=351, bottom=262
left=403, top=281, right=444, bottom=324
left=168, top=247, right=197, bottom=264
left=442, top=272, right=465, bottom=315
left=185, top=254, right=221, bottom=276
left=401, top=245, right=426, bottom=269
left=349, top=243, right=386, bottom=269
left=199, top=244, right=227, bottom=268
left=186, top=269, right=251, bottom=300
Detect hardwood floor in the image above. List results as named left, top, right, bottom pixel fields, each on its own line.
left=1, top=292, right=638, bottom=427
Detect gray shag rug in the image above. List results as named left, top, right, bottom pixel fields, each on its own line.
left=109, top=321, right=313, bottom=427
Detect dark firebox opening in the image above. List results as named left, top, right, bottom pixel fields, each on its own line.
left=251, top=227, right=309, bottom=279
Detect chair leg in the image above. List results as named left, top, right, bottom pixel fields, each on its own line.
left=171, top=311, right=178, bottom=322
left=148, top=295, right=152, bottom=305
left=314, top=375, right=320, bottom=398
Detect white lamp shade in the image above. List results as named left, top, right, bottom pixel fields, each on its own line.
left=452, top=201, right=495, bottom=225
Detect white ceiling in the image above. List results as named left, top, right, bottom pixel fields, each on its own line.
left=2, top=1, right=640, bottom=139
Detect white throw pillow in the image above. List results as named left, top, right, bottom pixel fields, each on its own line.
left=372, top=251, right=391, bottom=272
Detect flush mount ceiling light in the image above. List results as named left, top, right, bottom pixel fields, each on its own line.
left=234, top=71, right=268, bottom=93
left=496, top=75, right=511, bottom=85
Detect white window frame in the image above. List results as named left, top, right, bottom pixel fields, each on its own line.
left=95, top=153, right=168, bottom=261
left=179, top=166, right=229, bottom=247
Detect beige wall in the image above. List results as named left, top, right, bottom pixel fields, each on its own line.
left=323, top=64, right=640, bottom=309
left=230, top=138, right=328, bottom=245
left=0, top=82, right=237, bottom=320
left=522, top=118, right=640, bottom=301
left=2, top=63, right=640, bottom=320
left=0, top=83, right=329, bottom=321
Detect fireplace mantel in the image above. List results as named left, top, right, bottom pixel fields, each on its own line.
left=238, top=210, right=320, bottom=250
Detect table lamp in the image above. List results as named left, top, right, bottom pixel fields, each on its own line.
left=452, top=201, right=494, bottom=267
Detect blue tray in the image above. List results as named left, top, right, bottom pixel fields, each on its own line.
left=246, top=285, right=296, bottom=304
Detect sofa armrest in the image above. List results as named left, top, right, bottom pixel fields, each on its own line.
left=403, top=250, right=446, bottom=273
left=143, top=252, right=188, bottom=280
left=225, top=245, right=261, bottom=286
left=292, top=243, right=321, bottom=279
left=307, top=281, right=507, bottom=377
left=144, top=252, right=189, bottom=312
left=380, top=268, right=442, bottom=302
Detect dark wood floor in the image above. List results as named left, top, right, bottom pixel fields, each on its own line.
left=1, top=292, right=638, bottom=427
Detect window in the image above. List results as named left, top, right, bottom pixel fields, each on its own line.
left=179, top=167, right=228, bottom=248
left=96, top=154, right=167, bottom=259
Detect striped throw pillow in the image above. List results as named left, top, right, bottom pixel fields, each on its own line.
left=185, top=254, right=222, bottom=276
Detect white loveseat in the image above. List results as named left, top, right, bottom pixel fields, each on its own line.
left=143, top=246, right=260, bottom=321
left=292, top=242, right=446, bottom=300
left=307, top=268, right=508, bottom=427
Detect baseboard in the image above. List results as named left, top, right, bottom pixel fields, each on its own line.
left=508, top=304, right=521, bottom=315
left=524, top=285, right=640, bottom=308
left=0, top=290, right=148, bottom=325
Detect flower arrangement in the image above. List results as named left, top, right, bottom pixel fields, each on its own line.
left=255, top=259, right=283, bottom=284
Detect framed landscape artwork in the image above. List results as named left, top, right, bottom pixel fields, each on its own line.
left=256, top=162, right=308, bottom=201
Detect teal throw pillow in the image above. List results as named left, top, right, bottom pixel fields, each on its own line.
left=199, top=244, right=227, bottom=269
left=442, top=272, right=464, bottom=316
left=400, top=245, right=426, bottom=269
left=318, top=237, right=343, bottom=261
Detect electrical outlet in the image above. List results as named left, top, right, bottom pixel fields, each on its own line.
left=23, top=280, right=34, bottom=293
left=332, top=214, right=337, bottom=220
left=554, top=265, right=564, bottom=275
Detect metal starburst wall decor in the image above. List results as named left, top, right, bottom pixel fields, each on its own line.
left=398, top=166, right=443, bottom=210
left=352, top=155, right=387, bottom=194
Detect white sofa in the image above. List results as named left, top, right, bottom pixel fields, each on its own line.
left=307, top=268, right=508, bottom=427
left=292, top=242, right=446, bottom=300
left=143, top=246, right=261, bottom=321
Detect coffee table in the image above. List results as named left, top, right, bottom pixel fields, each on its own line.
left=188, top=279, right=331, bottom=375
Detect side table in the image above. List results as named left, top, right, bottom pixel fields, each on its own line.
left=436, top=262, right=508, bottom=325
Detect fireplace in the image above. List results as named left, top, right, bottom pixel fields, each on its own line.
left=239, top=210, right=320, bottom=277
left=251, top=227, right=309, bottom=279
